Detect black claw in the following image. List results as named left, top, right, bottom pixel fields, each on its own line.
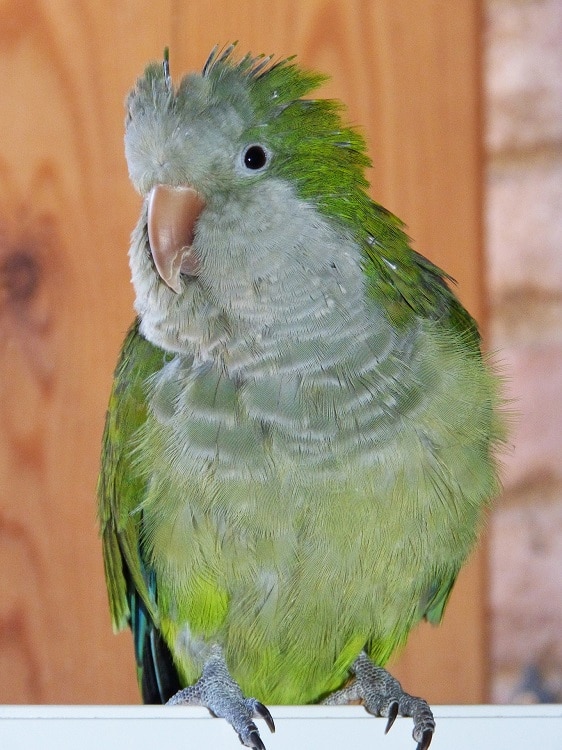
left=247, top=729, right=266, bottom=750
left=254, top=702, right=276, bottom=733
left=384, top=701, right=399, bottom=734
left=415, top=728, right=434, bottom=750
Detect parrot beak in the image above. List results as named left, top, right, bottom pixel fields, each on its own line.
left=147, top=184, right=206, bottom=293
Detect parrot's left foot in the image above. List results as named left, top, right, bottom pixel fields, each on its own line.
left=323, top=651, right=435, bottom=750
left=166, top=645, right=275, bottom=750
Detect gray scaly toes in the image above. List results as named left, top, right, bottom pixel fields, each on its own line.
left=323, top=651, right=435, bottom=750
left=166, top=645, right=275, bottom=750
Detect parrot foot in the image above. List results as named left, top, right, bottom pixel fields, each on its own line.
left=166, top=645, right=275, bottom=750
left=323, top=651, right=435, bottom=750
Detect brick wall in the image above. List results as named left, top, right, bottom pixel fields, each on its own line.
left=485, top=0, right=562, bottom=702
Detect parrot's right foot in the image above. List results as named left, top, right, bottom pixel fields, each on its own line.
left=323, top=651, right=435, bottom=750
left=166, top=645, right=275, bottom=750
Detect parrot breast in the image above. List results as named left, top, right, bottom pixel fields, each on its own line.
left=132, top=202, right=499, bottom=702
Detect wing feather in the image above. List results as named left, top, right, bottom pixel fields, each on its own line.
left=98, top=319, right=181, bottom=702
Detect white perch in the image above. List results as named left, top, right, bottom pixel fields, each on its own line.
left=0, top=704, right=560, bottom=750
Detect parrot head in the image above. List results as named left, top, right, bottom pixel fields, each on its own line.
left=124, top=45, right=376, bottom=356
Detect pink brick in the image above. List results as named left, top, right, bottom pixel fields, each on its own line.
left=490, top=496, right=562, bottom=679
left=498, top=343, right=562, bottom=490
left=485, top=0, right=562, bottom=706
left=485, top=0, right=562, bottom=152
left=486, top=156, right=562, bottom=297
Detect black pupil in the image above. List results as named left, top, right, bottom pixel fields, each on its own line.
left=244, top=145, right=267, bottom=170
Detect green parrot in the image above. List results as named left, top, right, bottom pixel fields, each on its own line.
left=98, top=45, right=504, bottom=750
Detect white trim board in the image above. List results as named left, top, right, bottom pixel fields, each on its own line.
left=1, top=704, right=560, bottom=749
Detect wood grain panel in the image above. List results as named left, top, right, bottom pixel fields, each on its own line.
left=0, top=0, right=486, bottom=704
left=0, top=0, right=175, bottom=703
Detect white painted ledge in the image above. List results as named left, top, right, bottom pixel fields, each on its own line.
left=1, top=705, right=561, bottom=749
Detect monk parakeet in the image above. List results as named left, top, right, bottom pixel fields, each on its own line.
left=98, top=45, right=504, bottom=750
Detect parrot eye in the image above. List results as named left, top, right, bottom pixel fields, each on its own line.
left=242, top=144, right=269, bottom=171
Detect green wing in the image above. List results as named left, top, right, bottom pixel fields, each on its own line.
left=360, top=203, right=481, bottom=350
left=418, top=570, right=459, bottom=626
left=98, top=319, right=181, bottom=702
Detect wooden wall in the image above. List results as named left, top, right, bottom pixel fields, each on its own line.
left=0, top=1, right=485, bottom=705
